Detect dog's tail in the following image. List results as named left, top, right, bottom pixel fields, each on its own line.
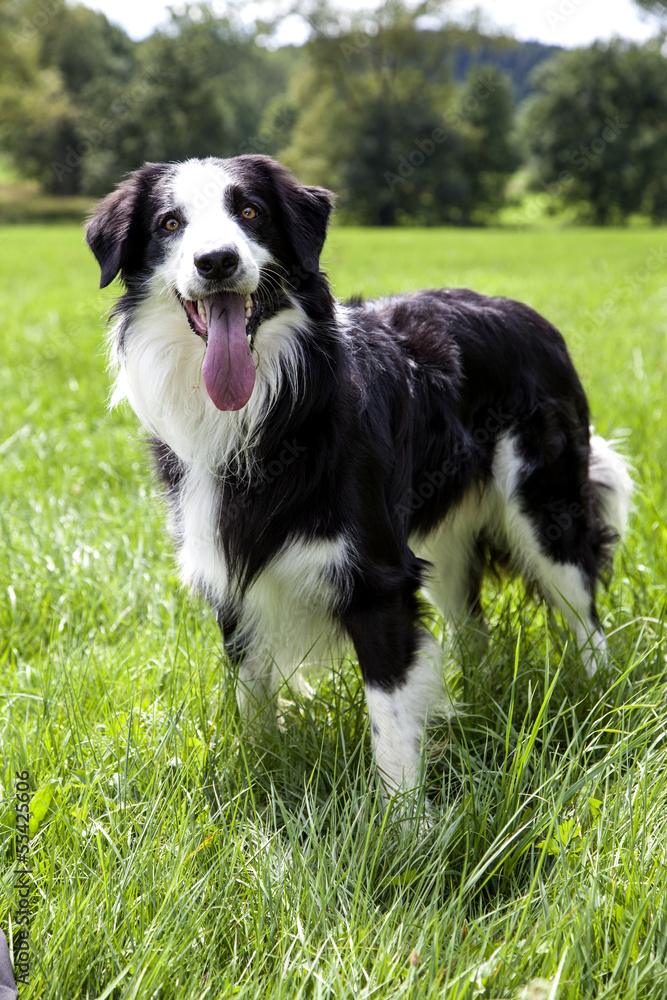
left=589, top=434, right=634, bottom=559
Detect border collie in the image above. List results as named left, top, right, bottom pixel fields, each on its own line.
left=86, top=155, right=632, bottom=798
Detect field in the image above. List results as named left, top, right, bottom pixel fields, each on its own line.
left=1, top=223, right=666, bottom=999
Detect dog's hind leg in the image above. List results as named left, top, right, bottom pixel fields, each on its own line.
left=511, top=467, right=629, bottom=676
left=235, top=655, right=280, bottom=728
left=493, top=433, right=632, bottom=676
left=417, top=533, right=489, bottom=658
left=525, top=559, right=609, bottom=676
left=412, top=491, right=495, bottom=661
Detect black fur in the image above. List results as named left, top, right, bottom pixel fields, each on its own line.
left=87, top=155, right=628, bottom=793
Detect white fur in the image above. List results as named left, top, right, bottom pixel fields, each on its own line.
left=414, top=432, right=630, bottom=676
left=364, top=637, right=449, bottom=793
left=109, top=156, right=309, bottom=474
left=111, top=297, right=309, bottom=473
left=169, top=159, right=272, bottom=300
left=233, top=535, right=356, bottom=718
left=589, top=433, right=634, bottom=537
left=491, top=435, right=600, bottom=671
left=175, top=464, right=229, bottom=603
left=412, top=485, right=497, bottom=623
left=169, top=454, right=356, bottom=683
left=494, top=433, right=629, bottom=674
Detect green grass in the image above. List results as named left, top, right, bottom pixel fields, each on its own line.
left=1, top=224, right=666, bottom=999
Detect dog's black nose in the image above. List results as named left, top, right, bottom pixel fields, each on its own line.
left=194, top=248, right=240, bottom=281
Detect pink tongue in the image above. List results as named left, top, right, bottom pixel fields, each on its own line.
left=201, top=293, right=256, bottom=411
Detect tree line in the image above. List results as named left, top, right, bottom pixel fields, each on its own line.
left=2, top=0, right=667, bottom=224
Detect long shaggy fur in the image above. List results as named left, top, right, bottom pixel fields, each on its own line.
left=86, top=155, right=633, bottom=796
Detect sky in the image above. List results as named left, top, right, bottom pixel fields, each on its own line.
left=77, top=0, right=659, bottom=48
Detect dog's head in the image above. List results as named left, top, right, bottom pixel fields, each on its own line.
left=86, top=156, right=334, bottom=410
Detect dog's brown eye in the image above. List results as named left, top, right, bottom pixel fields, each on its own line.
left=241, top=205, right=257, bottom=220
left=163, top=218, right=180, bottom=231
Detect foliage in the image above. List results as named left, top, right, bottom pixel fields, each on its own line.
left=1, top=0, right=522, bottom=218
left=279, top=1, right=520, bottom=224
left=522, top=40, right=667, bottom=223
left=0, top=1, right=80, bottom=194
left=85, top=10, right=291, bottom=192
left=455, top=64, right=521, bottom=221
left=633, top=0, right=667, bottom=31
left=2, top=1, right=667, bottom=224
left=453, top=38, right=561, bottom=102
left=1, top=223, right=666, bottom=997
left=1, top=1, right=292, bottom=196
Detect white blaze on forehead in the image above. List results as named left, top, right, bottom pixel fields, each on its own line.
left=171, top=158, right=235, bottom=222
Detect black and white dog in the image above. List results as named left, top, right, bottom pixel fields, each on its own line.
left=87, top=155, right=632, bottom=797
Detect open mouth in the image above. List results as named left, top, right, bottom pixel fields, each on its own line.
left=183, top=293, right=255, bottom=345
left=180, top=292, right=259, bottom=412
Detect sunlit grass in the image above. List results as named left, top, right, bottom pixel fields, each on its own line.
left=1, top=224, right=666, bottom=998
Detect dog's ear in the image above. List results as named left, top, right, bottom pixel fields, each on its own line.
left=86, top=164, right=168, bottom=288
left=281, top=182, right=335, bottom=274
left=265, top=160, right=334, bottom=274
left=86, top=174, right=141, bottom=289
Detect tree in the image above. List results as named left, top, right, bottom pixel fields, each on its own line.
left=1, top=0, right=521, bottom=216
left=633, top=0, right=667, bottom=33
left=456, top=65, right=521, bottom=220
left=279, top=0, right=518, bottom=224
left=2, top=1, right=292, bottom=195
left=522, top=41, right=667, bottom=223
left=0, top=1, right=80, bottom=194
left=71, top=7, right=291, bottom=194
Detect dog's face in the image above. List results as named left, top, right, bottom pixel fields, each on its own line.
left=86, top=156, right=333, bottom=410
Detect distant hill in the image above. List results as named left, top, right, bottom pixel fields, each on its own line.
left=452, top=38, right=562, bottom=102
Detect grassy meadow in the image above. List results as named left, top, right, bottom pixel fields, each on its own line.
left=1, top=222, right=666, bottom=999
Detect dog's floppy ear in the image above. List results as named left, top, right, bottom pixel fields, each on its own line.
left=86, top=163, right=169, bottom=288
left=269, top=162, right=334, bottom=274
left=281, top=182, right=335, bottom=274
left=86, top=173, right=142, bottom=289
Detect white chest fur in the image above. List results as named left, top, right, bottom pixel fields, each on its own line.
left=174, top=463, right=229, bottom=604
left=173, top=462, right=354, bottom=668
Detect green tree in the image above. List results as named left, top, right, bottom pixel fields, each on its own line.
left=279, top=0, right=518, bottom=224
left=39, top=2, right=136, bottom=97
left=72, top=7, right=291, bottom=195
left=522, top=41, right=667, bottom=224
left=39, top=3, right=138, bottom=193
left=456, top=65, right=521, bottom=220
left=633, top=0, right=667, bottom=32
left=2, top=1, right=292, bottom=195
left=0, top=1, right=80, bottom=193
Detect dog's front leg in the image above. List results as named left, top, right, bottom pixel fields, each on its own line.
left=216, top=607, right=278, bottom=729
left=235, top=653, right=280, bottom=729
left=342, top=595, right=448, bottom=799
